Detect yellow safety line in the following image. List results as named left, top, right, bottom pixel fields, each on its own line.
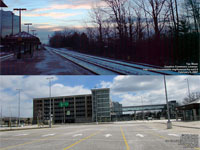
left=63, top=131, right=101, bottom=150
left=120, top=126, right=130, bottom=150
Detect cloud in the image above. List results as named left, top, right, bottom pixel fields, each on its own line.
left=0, top=76, right=90, bottom=118
left=99, top=75, right=200, bottom=107
left=24, top=12, right=80, bottom=19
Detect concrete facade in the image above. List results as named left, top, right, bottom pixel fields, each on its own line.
left=33, top=88, right=111, bottom=124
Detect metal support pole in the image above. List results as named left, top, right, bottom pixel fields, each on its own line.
left=16, top=89, right=21, bottom=127
left=13, top=8, right=27, bottom=33
left=186, top=78, right=191, bottom=100
left=164, top=75, right=172, bottom=129
left=47, top=77, right=53, bottom=128
left=95, top=89, right=98, bottom=124
left=141, top=96, right=144, bottom=120
left=24, top=23, right=32, bottom=33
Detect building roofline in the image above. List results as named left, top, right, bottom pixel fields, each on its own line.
left=91, top=88, right=110, bottom=91
left=33, top=94, right=92, bottom=100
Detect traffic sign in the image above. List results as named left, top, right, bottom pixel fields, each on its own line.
left=59, top=102, right=69, bottom=107
left=66, top=111, right=70, bottom=116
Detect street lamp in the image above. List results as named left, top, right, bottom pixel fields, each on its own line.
left=185, top=78, right=191, bottom=100
left=47, top=77, right=53, bottom=128
left=13, top=8, right=27, bottom=33
left=163, top=75, right=172, bottom=129
left=24, top=23, right=32, bottom=33
left=94, top=87, right=98, bottom=124
left=141, top=96, right=144, bottom=120
left=31, top=30, right=36, bottom=36
left=16, top=89, right=22, bottom=127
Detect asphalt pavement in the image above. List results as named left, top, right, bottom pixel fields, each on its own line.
left=0, top=122, right=200, bottom=150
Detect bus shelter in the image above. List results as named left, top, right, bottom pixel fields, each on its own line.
left=4, top=31, right=41, bottom=59
left=177, top=99, right=200, bottom=121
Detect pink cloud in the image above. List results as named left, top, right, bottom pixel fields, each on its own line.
left=24, top=12, right=80, bottom=19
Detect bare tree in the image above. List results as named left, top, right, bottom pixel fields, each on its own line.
left=183, top=92, right=200, bottom=104
left=135, top=0, right=170, bottom=38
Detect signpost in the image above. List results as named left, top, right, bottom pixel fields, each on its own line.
left=59, top=102, right=69, bottom=124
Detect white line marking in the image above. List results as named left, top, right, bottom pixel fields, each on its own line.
left=73, top=134, right=83, bottom=137
left=136, top=134, right=144, bottom=138
left=105, top=134, right=112, bottom=138
left=14, top=134, right=28, bottom=136
left=168, top=134, right=179, bottom=137
left=42, top=133, right=55, bottom=137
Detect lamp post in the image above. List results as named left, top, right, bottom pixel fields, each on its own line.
left=31, top=30, right=36, bottom=36
left=163, top=75, right=172, bottom=129
left=47, top=77, right=53, bottom=128
left=16, top=89, right=22, bottom=127
left=94, top=88, right=98, bottom=124
left=24, top=23, right=32, bottom=33
left=13, top=8, right=27, bottom=33
left=185, top=78, right=191, bottom=100
left=141, top=96, right=144, bottom=120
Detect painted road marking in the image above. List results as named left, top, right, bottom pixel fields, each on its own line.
left=136, top=134, right=144, bottom=138
left=14, top=134, right=28, bottom=136
left=73, top=134, right=83, bottom=137
left=120, top=126, right=130, bottom=150
left=42, top=133, right=55, bottom=137
left=168, top=134, right=179, bottom=137
left=63, top=131, right=101, bottom=150
left=105, top=134, right=112, bottom=138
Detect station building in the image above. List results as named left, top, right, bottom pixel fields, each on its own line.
left=33, top=88, right=111, bottom=124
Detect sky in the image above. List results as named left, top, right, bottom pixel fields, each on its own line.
left=0, top=75, right=199, bottom=118
left=2, top=0, right=102, bottom=43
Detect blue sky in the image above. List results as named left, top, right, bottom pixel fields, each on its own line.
left=2, top=0, right=101, bottom=43
left=0, top=75, right=200, bottom=117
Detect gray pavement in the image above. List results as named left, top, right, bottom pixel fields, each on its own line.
left=0, top=122, right=200, bottom=150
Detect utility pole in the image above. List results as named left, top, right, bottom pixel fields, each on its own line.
left=24, top=23, right=32, bottom=33
left=13, top=8, right=27, bottom=33
left=47, top=77, right=53, bottom=128
left=164, top=75, right=172, bottom=129
left=16, top=89, right=22, bottom=127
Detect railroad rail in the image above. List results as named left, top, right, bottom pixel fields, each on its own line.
left=45, top=47, right=182, bottom=75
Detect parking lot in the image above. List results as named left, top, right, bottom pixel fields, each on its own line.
left=0, top=121, right=200, bottom=150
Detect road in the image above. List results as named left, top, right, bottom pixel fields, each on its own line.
left=1, top=122, right=199, bottom=150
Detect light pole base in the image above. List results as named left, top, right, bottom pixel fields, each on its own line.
left=167, top=121, right=172, bottom=129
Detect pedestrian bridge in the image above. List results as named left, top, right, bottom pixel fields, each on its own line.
left=122, top=104, right=166, bottom=112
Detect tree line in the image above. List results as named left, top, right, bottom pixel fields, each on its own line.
left=49, top=0, right=199, bottom=67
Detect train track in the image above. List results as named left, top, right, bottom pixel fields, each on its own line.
left=45, top=47, right=181, bottom=75
left=0, top=54, right=14, bottom=62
